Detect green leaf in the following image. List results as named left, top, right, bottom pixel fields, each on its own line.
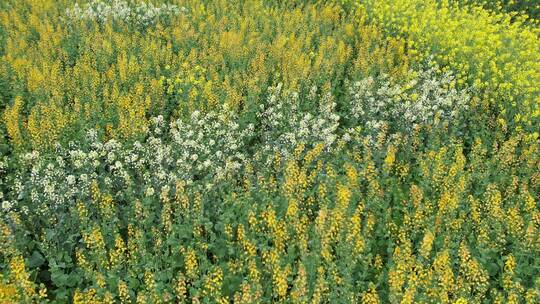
left=27, top=250, right=45, bottom=268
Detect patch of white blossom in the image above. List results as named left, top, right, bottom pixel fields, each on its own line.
left=9, top=108, right=254, bottom=212
left=257, top=83, right=340, bottom=162
left=169, top=111, right=254, bottom=181
left=65, top=0, right=186, bottom=26
left=348, top=65, right=469, bottom=136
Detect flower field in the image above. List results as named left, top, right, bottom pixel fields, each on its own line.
left=0, top=0, right=539, bottom=303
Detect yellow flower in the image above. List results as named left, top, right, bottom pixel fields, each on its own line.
left=420, top=230, right=435, bottom=259
left=175, top=273, right=187, bottom=301
left=384, top=144, right=397, bottom=170
left=454, top=298, right=468, bottom=304
left=83, top=226, right=105, bottom=252
left=109, top=234, right=126, bottom=268
left=203, top=267, right=223, bottom=298
left=273, top=265, right=290, bottom=299
left=3, top=96, right=24, bottom=148
left=118, top=280, right=130, bottom=303
left=361, top=285, right=380, bottom=304
left=182, top=247, right=198, bottom=279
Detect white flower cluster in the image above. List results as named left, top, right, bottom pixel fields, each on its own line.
left=257, top=83, right=340, bottom=161
left=65, top=0, right=185, bottom=26
left=349, top=66, right=470, bottom=135
left=9, top=109, right=254, bottom=214
left=1, top=200, right=10, bottom=212
left=168, top=111, right=254, bottom=182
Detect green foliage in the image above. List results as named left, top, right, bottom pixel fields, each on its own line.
left=461, top=0, right=540, bottom=21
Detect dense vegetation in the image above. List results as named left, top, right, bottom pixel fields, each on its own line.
left=463, top=0, right=540, bottom=20
left=1, top=0, right=539, bottom=303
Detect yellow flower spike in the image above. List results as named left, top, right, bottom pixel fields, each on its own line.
left=247, top=259, right=260, bottom=283
left=75, top=249, right=90, bottom=272
left=420, top=230, right=435, bottom=260
left=76, top=201, right=88, bottom=222
left=237, top=224, right=246, bottom=242
left=366, top=213, right=376, bottom=234
left=3, top=96, right=24, bottom=149
left=453, top=298, right=468, bottom=304
left=162, top=200, right=173, bottom=233
left=291, top=263, right=307, bottom=303
left=458, top=242, right=489, bottom=297
left=96, top=273, right=106, bottom=289
left=242, top=239, right=257, bottom=257
left=183, top=247, right=199, bottom=280
left=384, top=144, right=397, bottom=170
left=83, top=226, right=105, bottom=252
left=99, top=194, right=115, bottom=219
left=373, top=255, right=383, bottom=270
left=304, top=143, right=324, bottom=165
left=7, top=255, right=37, bottom=299
left=118, top=280, right=131, bottom=303
left=286, top=199, right=298, bottom=219
left=336, top=183, right=351, bottom=208
left=361, top=285, right=380, bottom=304
left=174, top=273, right=187, bottom=302
left=38, top=285, right=47, bottom=299
left=504, top=255, right=516, bottom=274
left=272, top=265, right=291, bottom=299
left=27, top=101, right=70, bottom=150
left=109, top=234, right=126, bottom=269
left=348, top=206, right=366, bottom=255
left=103, top=292, right=115, bottom=304
left=247, top=211, right=258, bottom=231
left=224, top=224, right=234, bottom=240
left=345, top=163, right=358, bottom=186
left=203, top=267, right=223, bottom=298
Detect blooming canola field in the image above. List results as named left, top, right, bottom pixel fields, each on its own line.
left=0, top=0, right=539, bottom=303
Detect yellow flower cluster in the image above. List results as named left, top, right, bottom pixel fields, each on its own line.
left=0, top=254, right=45, bottom=303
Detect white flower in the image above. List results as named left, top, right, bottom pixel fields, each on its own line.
left=80, top=174, right=88, bottom=183
left=66, top=0, right=182, bottom=24
left=67, top=175, right=76, bottom=185
left=2, top=201, right=11, bottom=211
left=145, top=187, right=155, bottom=197
left=114, top=161, right=122, bottom=169
left=107, top=152, right=116, bottom=163
left=89, top=151, right=98, bottom=159
left=87, top=129, right=98, bottom=141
